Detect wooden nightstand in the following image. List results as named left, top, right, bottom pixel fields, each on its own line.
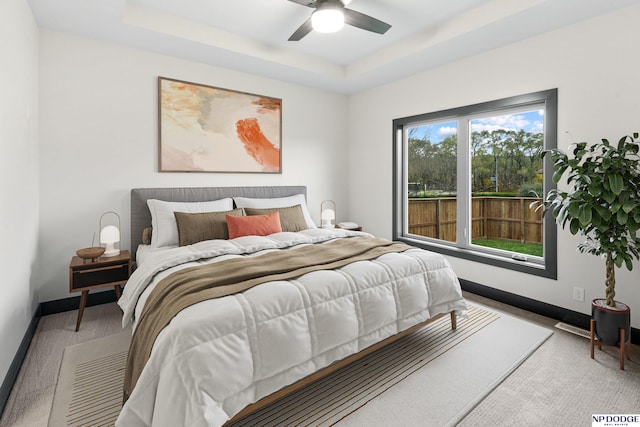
left=336, top=224, right=362, bottom=231
left=69, top=250, right=131, bottom=331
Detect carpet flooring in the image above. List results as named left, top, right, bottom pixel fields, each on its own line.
left=2, top=293, right=637, bottom=427
left=47, top=303, right=551, bottom=426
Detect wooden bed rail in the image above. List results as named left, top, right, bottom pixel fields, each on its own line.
left=225, top=310, right=458, bottom=425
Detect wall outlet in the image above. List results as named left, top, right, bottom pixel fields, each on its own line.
left=572, top=286, right=585, bottom=302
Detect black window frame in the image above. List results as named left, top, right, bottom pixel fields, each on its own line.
left=392, top=89, right=558, bottom=279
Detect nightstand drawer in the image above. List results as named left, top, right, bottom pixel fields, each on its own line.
left=71, top=263, right=129, bottom=290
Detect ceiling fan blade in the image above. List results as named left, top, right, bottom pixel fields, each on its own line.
left=288, top=18, right=314, bottom=41
left=343, top=8, right=391, bottom=34
left=287, top=0, right=317, bottom=9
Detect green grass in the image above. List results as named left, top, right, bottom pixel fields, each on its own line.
left=408, top=192, right=518, bottom=198
left=472, top=238, right=543, bottom=257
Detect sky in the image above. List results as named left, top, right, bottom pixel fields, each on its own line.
left=410, top=110, right=544, bottom=143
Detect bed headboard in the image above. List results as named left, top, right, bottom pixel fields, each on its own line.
left=130, top=186, right=307, bottom=260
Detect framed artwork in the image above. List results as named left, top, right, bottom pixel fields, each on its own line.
left=158, top=77, right=282, bottom=173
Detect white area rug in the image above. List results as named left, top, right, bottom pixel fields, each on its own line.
left=49, top=304, right=552, bottom=427
left=48, top=332, right=129, bottom=427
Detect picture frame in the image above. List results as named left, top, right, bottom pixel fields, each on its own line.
left=158, top=76, right=282, bottom=173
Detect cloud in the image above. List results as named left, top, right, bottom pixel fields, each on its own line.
left=471, top=111, right=543, bottom=134
left=438, top=126, right=457, bottom=138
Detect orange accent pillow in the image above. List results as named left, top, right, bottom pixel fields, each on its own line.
left=226, top=211, right=282, bottom=239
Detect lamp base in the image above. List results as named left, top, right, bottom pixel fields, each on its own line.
left=102, top=243, right=120, bottom=257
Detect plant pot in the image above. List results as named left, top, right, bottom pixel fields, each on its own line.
left=591, top=299, right=631, bottom=346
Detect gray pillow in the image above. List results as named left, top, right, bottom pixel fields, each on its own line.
left=174, top=208, right=244, bottom=246
left=244, top=204, right=308, bottom=232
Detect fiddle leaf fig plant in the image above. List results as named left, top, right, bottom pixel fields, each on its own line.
left=539, top=133, right=640, bottom=308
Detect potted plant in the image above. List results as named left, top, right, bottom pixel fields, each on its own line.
left=539, top=132, right=640, bottom=354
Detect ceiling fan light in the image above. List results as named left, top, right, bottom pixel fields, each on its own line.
left=311, top=8, right=344, bottom=33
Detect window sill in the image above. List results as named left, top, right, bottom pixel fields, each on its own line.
left=396, top=235, right=557, bottom=279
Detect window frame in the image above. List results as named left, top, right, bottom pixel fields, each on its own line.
left=392, top=89, right=558, bottom=279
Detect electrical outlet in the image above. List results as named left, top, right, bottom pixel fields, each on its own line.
left=572, top=286, right=585, bottom=302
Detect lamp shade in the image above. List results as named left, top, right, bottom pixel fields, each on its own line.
left=100, top=225, right=119, bottom=244
left=312, top=8, right=344, bottom=33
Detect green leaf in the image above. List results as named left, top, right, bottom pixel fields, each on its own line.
left=617, top=210, right=628, bottom=225
left=573, top=142, right=587, bottom=154
left=618, top=135, right=629, bottom=149
left=569, top=218, right=581, bottom=234
left=568, top=202, right=581, bottom=218
left=603, top=191, right=616, bottom=204
left=622, top=202, right=636, bottom=214
left=579, top=205, right=592, bottom=226
left=552, top=166, right=567, bottom=184
left=588, top=183, right=601, bottom=197
left=614, top=255, right=624, bottom=268
left=552, top=203, right=563, bottom=219
left=609, top=173, right=624, bottom=195
left=595, top=205, right=611, bottom=221
left=611, top=201, right=622, bottom=213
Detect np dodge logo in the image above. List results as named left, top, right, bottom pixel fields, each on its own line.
left=593, top=415, right=640, bottom=427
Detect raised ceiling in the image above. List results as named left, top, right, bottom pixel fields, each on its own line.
left=27, top=0, right=637, bottom=94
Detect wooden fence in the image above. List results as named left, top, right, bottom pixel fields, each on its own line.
left=408, top=197, right=543, bottom=243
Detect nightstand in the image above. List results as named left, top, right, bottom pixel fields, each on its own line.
left=337, top=224, right=363, bottom=231
left=69, top=250, right=131, bottom=331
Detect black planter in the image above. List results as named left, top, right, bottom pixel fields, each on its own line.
left=591, top=299, right=631, bottom=346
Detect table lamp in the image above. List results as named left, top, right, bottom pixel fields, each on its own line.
left=320, top=200, right=336, bottom=229
left=99, top=211, right=121, bottom=257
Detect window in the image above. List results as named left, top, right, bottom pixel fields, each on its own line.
left=393, top=89, right=557, bottom=278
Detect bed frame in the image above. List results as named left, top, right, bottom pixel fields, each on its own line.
left=129, top=185, right=458, bottom=425
left=228, top=311, right=456, bottom=425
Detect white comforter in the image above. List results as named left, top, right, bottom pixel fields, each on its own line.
left=117, top=228, right=467, bottom=427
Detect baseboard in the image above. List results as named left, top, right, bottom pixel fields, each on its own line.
left=0, top=305, right=40, bottom=420
left=460, top=278, right=640, bottom=345
left=39, top=289, right=119, bottom=316
left=0, top=290, right=118, bottom=419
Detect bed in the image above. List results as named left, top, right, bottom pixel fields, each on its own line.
left=116, top=186, right=467, bottom=427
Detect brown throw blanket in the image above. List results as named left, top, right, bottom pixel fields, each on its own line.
left=124, top=237, right=412, bottom=402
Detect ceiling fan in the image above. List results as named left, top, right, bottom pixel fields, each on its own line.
left=287, top=0, right=392, bottom=41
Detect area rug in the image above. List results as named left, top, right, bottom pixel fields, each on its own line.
left=49, top=304, right=552, bottom=427
left=48, top=331, right=130, bottom=427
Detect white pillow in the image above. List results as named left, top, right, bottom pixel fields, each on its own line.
left=147, top=198, right=234, bottom=248
left=233, top=194, right=317, bottom=229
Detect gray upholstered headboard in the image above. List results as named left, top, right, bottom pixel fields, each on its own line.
left=130, top=186, right=307, bottom=260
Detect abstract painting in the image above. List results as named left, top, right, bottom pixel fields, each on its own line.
left=158, top=77, right=282, bottom=173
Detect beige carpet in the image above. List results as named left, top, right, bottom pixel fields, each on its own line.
left=49, top=304, right=552, bottom=427
left=48, top=332, right=130, bottom=427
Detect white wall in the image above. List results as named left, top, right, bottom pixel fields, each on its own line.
left=38, top=31, right=349, bottom=302
left=0, top=0, right=39, bottom=383
left=348, top=4, right=640, bottom=329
